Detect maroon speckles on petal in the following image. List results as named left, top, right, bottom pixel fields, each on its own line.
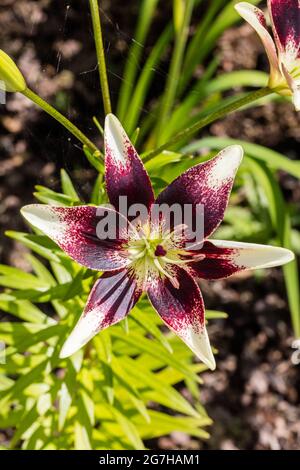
left=188, top=241, right=241, bottom=280
left=35, top=205, right=130, bottom=271
left=269, top=0, right=300, bottom=56
left=155, top=146, right=243, bottom=240
left=59, top=269, right=142, bottom=357
left=255, top=7, right=268, bottom=27
left=147, top=266, right=216, bottom=369
left=147, top=266, right=205, bottom=332
left=104, top=115, right=154, bottom=213
left=83, top=269, right=142, bottom=329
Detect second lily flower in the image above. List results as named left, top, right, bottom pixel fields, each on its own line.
left=236, top=0, right=300, bottom=110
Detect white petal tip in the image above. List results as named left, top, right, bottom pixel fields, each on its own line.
left=234, top=2, right=249, bottom=14
left=59, top=327, right=86, bottom=359
left=21, top=204, right=37, bottom=218
left=225, top=144, right=244, bottom=163
left=59, top=338, right=79, bottom=359
left=204, top=355, right=216, bottom=371
left=258, top=246, right=295, bottom=268
left=60, top=311, right=100, bottom=359
left=104, top=113, right=122, bottom=135
left=185, top=326, right=216, bottom=371
left=280, top=248, right=295, bottom=265
left=292, top=94, right=300, bottom=112
left=21, top=204, right=45, bottom=227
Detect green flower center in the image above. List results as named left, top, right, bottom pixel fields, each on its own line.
left=125, top=226, right=205, bottom=289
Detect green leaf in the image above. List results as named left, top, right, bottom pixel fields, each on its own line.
left=0, top=294, right=53, bottom=324
left=58, top=382, right=72, bottom=431
left=25, top=254, right=56, bottom=286
left=74, top=421, right=92, bottom=450
left=130, top=305, right=173, bottom=353
left=120, top=356, right=200, bottom=418
left=0, top=264, right=50, bottom=290
left=111, top=329, right=200, bottom=384
left=60, top=169, right=80, bottom=200
left=183, top=137, right=300, bottom=179
left=5, top=232, right=60, bottom=262
left=125, top=25, right=173, bottom=136
left=109, top=404, right=145, bottom=450
left=246, top=158, right=300, bottom=337
left=117, top=0, right=160, bottom=122
left=133, top=410, right=211, bottom=440
left=83, top=145, right=104, bottom=173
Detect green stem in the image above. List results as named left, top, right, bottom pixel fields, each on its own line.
left=156, top=0, right=194, bottom=144
left=22, top=88, right=100, bottom=154
left=144, top=87, right=272, bottom=161
left=89, top=0, right=112, bottom=115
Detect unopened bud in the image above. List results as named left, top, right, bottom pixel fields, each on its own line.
left=0, top=49, right=26, bottom=93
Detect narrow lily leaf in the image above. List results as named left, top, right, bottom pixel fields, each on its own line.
left=246, top=158, right=300, bottom=337
left=130, top=306, right=173, bottom=353
left=60, top=169, right=80, bottom=201
left=163, top=70, right=268, bottom=141
left=90, top=174, right=105, bottom=206
left=117, top=0, right=160, bottom=121
left=5, top=231, right=60, bottom=262
left=173, top=0, right=186, bottom=34
left=110, top=356, right=150, bottom=422
left=58, top=382, right=72, bottom=431
left=79, top=389, right=95, bottom=427
left=0, top=265, right=49, bottom=290
left=0, top=322, right=52, bottom=345
left=37, top=393, right=52, bottom=416
left=9, top=407, right=39, bottom=449
left=125, top=25, right=173, bottom=135
left=183, top=137, right=300, bottom=179
left=3, top=324, right=65, bottom=358
left=201, top=0, right=261, bottom=64
left=109, top=405, right=145, bottom=450
left=0, top=294, right=53, bottom=324
left=74, top=421, right=92, bottom=450
left=25, top=254, right=56, bottom=286
left=206, top=310, right=228, bottom=319
left=179, top=0, right=224, bottom=93
left=83, top=145, right=104, bottom=173
left=111, top=330, right=200, bottom=383
left=0, top=375, right=14, bottom=391
left=132, top=410, right=211, bottom=440
left=156, top=0, right=195, bottom=142
left=0, top=360, right=49, bottom=402
left=120, top=356, right=200, bottom=418
left=34, top=189, right=75, bottom=207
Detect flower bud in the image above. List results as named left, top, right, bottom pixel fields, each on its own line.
left=0, top=49, right=26, bottom=93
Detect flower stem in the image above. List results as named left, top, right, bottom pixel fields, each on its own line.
left=144, top=87, right=273, bottom=161
left=22, top=87, right=100, bottom=155
left=156, top=0, right=194, bottom=144
left=89, top=0, right=112, bottom=115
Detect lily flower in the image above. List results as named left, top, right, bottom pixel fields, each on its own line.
left=235, top=1, right=300, bottom=110
left=21, top=114, right=294, bottom=370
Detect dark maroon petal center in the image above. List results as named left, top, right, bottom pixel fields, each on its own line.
left=155, top=244, right=167, bottom=257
